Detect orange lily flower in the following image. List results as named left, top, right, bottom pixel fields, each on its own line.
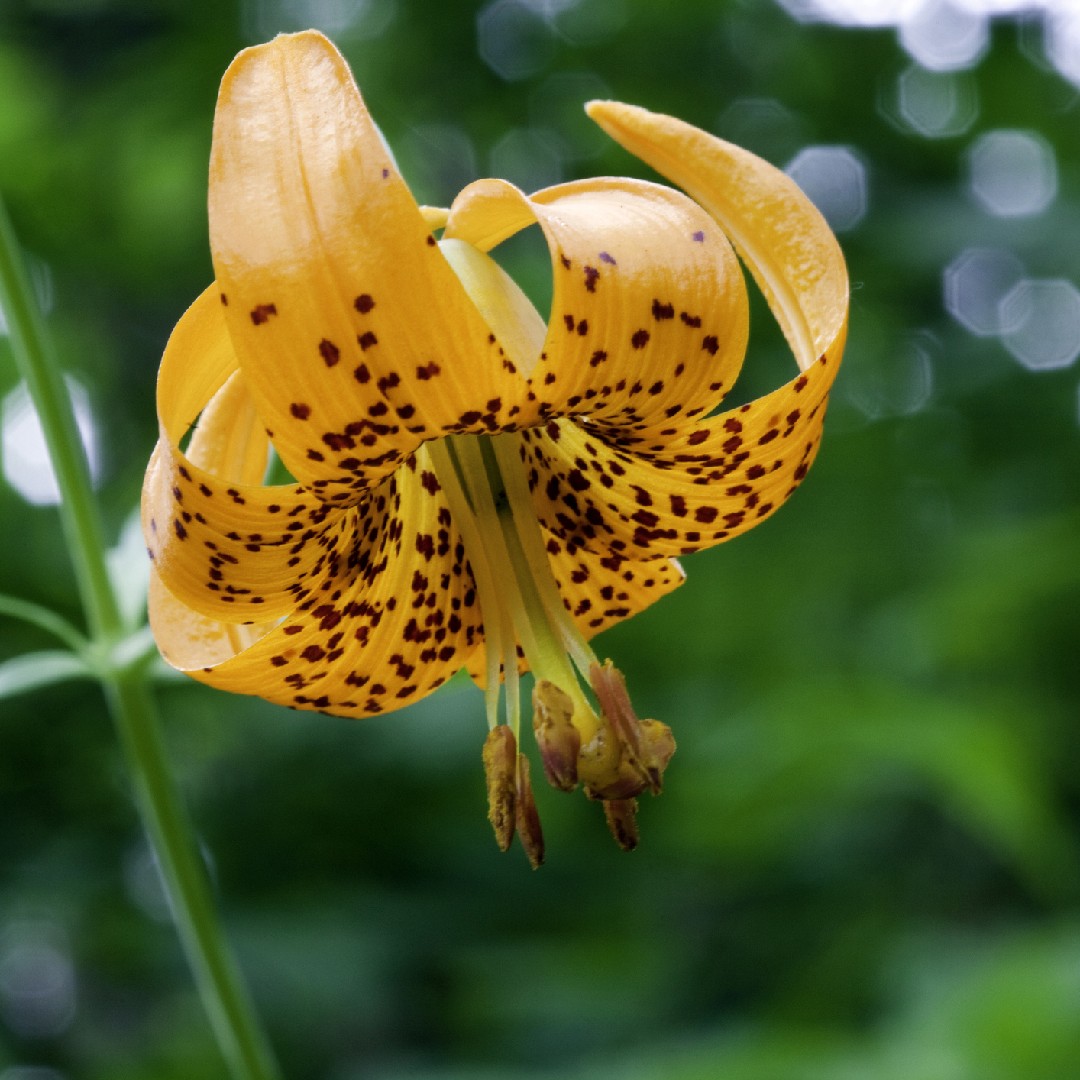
left=142, top=31, right=848, bottom=866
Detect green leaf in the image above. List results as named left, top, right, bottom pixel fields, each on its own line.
left=0, top=649, right=91, bottom=700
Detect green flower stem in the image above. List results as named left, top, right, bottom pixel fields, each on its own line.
left=104, top=668, right=281, bottom=1080
left=0, top=201, right=116, bottom=642
left=0, top=196, right=281, bottom=1080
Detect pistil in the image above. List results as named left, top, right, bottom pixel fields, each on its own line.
left=426, top=236, right=676, bottom=861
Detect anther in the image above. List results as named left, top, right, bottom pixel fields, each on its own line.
left=603, top=798, right=640, bottom=852
left=584, top=660, right=676, bottom=800
left=532, top=680, right=581, bottom=791
left=515, top=753, right=545, bottom=869
left=482, top=726, right=517, bottom=851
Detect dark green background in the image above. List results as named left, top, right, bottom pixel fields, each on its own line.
left=2, top=1, right=1079, bottom=1077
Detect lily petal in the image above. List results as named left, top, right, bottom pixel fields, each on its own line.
left=144, top=287, right=336, bottom=625
left=548, top=535, right=685, bottom=639
left=522, top=372, right=832, bottom=558
left=445, top=176, right=748, bottom=428
left=512, top=101, right=848, bottom=557
left=153, top=442, right=483, bottom=717
left=208, top=31, right=525, bottom=502
left=585, top=100, right=848, bottom=375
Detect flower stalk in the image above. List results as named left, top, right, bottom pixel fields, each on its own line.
left=0, top=195, right=280, bottom=1080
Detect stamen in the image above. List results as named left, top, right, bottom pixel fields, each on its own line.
left=427, top=237, right=677, bottom=861
left=425, top=439, right=510, bottom=733
left=515, top=753, right=545, bottom=869
left=482, top=725, right=517, bottom=852
left=603, top=798, right=640, bottom=852
left=532, top=680, right=580, bottom=791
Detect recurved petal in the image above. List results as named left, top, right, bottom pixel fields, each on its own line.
left=143, top=286, right=341, bottom=625
left=546, top=531, right=685, bottom=639
left=209, top=31, right=525, bottom=502
left=150, top=445, right=483, bottom=718
left=585, top=100, right=848, bottom=376
left=445, top=176, right=748, bottom=428
left=522, top=367, right=833, bottom=559
left=516, top=101, right=849, bottom=558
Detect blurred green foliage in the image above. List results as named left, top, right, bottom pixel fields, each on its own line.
left=1, top=1, right=1079, bottom=1078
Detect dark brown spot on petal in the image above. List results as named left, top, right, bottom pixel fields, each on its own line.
left=319, top=339, right=340, bottom=366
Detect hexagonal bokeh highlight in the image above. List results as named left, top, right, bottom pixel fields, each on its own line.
left=716, top=97, right=807, bottom=162
left=999, top=278, right=1080, bottom=372
left=943, top=246, right=1026, bottom=337
left=489, top=126, right=566, bottom=191
left=399, top=123, right=477, bottom=205
left=243, top=0, right=396, bottom=39
left=1044, top=6, right=1080, bottom=89
left=888, top=65, right=979, bottom=138
left=784, top=145, right=868, bottom=232
left=529, top=71, right=612, bottom=161
left=3, top=378, right=100, bottom=506
left=898, top=0, right=988, bottom=71
left=477, top=0, right=556, bottom=81
left=775, top=0, right=922, bottom=26
left=967, top=129, right=1057, bottom=218
left=845, top=332, right=935, bottom=420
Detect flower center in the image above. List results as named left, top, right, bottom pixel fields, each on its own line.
left=424, top=236, right=675, bottom=866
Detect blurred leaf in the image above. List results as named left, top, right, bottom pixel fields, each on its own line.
left=106, top=506, right=150, bottom=632
left=0, top=647, right=89, bottom=699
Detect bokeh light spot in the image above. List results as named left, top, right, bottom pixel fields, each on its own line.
left=784, top=145, right=868, bottom=232
left=898, top=0, right=989, bottom=71
left=530, top=71, right=612, bottom=161
left=846, top=332, right=936, bottom=420
left=716, top=97, right=807, bottom=161
left=243, top=0, right=397, bottom=38
left=0, top=921, right=76, bottom=1039
left=890, top=65, right=979, bottom=137
left=2, top=378, right=99, bottom=506
left=400, top=124, right=477, bottom=206
left=998, top=278, right=1080, bottom=371
left=775, top=0, right=922, bottom=26
left=944, top=246, right=1026, bottom=337
left=1044, top=6, right=1080, bottom=88
left=489, top=126, right=566, bottom=190
left=477, top=0, right=556, bottom=81
left=967, top=129, right=1057, bottom=218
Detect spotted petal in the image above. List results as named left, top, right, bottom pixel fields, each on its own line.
left=445, top=176, right=749, bottom=429
left=586, top=101, right=848, bottom=377
left=514, top=102, right=849, bottom=558
left=151, top=454, right=483, bottom=720
left=144, top=287, right=329, bottom=625
left=208, top=31, right=526, bottom=504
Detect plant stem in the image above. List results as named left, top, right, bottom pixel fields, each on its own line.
left=0, top=201, right=116, bottom=642
left=0, top=196, right=281, bottom=1079
left=105, top=668, right=281, bottom=1080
